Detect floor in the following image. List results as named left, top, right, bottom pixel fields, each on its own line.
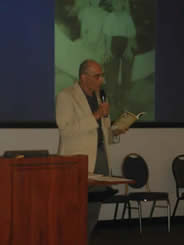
left=91, top=218, right=184, bottom=245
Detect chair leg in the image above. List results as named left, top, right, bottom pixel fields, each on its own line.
left=121, top=202, right=131, bottom=219
left=122, top=202, right=127, bottom=219
left=150, top=200, right=156, bottom=218
left=167, top=200, right=171, bottom=232
left=172, top=199, right=179, bottom=218
left=127, top=201, right=131, bottom=220
left=137, top=201, right=142, bottom=233
left=114, top=203, right=119, bottom=220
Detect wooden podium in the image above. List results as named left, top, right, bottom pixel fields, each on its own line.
left=0, top=155, right=88, bottom=245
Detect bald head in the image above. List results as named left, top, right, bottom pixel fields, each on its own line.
left=79, top=59, right=101, bottom=79
left=79, top=59, right=104, bottom=96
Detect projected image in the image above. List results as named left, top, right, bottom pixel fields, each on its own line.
left=55, top=0, right=155, bottom=121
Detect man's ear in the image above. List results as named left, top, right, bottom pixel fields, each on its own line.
left=81, top=73, right=86, bottom=82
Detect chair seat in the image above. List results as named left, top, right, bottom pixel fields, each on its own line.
left=88, top=187, right=118, bottom=202
left=128, top=192, right=169, bottom=201
left=103, top=194, right=129, bottom=203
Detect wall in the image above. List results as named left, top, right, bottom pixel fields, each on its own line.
left=0, top=128, right=183, bottom=220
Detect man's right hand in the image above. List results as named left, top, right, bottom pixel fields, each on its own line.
left=94, top=102, right=109, bottom=120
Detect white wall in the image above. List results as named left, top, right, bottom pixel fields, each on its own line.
left=0, top=128, right=183, bottom=219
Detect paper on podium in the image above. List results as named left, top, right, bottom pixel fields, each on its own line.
left=88, top=174, right=134, bottom=184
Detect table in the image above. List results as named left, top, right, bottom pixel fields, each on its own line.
left=88, top=175, right=135, bottom=186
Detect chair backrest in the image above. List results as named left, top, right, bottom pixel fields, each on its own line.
left=3, top=150, right=49, bottom=158
left=122, top=153, right=149, bottom=189
left=172, top=154, right=184, bottom=189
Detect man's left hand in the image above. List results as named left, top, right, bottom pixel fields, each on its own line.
left=113, top=128, right=128, bottom=136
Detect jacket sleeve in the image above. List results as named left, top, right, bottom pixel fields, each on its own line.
left=56, top=91, right=98, bottom=137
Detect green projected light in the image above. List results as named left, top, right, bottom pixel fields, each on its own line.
left=55, top=0, right=155, bottom=122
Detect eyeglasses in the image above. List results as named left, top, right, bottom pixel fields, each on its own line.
left=85, top=72, right=105, bottom=79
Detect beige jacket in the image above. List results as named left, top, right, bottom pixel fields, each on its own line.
left=56, top=82, right=112, bottom=173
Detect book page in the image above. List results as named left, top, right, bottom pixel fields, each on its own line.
left=112, top=111, right=146, bottom=131
left=137, top=112, right=146, bottom=119
left=112, top=112, right=137, bottom=130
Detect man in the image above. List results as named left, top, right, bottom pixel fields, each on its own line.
left=56, top=59, right=126, bottom=243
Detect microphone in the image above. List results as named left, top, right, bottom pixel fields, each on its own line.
left=100, top=89, right=108, bottom=117
left=100, top=89, right=106, bottom=103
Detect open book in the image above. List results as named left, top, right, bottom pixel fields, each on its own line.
left=112, top=111, right=146, bottom=131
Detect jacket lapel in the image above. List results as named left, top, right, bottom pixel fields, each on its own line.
left=71, top=82, right=92, bottom=116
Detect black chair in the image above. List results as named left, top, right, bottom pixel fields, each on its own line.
left=122, top=153, right=171, bottom=232
left=172, top=154, right=184, bottom=218
left=102, top=189, right=131, bottom=221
